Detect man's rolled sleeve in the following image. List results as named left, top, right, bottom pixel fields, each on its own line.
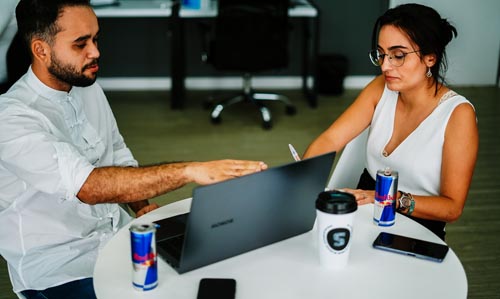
left=113, top=146, right=138, bottom=167
left=52, top=142, right=95, bottom=201
left=0, top=108, right=94, bottom=201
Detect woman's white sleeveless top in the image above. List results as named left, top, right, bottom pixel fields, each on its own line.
left=366, top=85, right=473, bottom=195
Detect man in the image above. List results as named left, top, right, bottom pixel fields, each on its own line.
left=0, top=1, right=267, bottom=298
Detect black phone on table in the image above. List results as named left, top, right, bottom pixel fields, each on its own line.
left=197, top=278, right=236, bottom=299
left=372, top=232, right=449, bottom=262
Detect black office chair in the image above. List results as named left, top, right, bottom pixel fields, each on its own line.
left=1, top=31, right=31, bottom=93
left=7, top=32, right=31, bottom=85
left=203, top=0, right=296, bottom=129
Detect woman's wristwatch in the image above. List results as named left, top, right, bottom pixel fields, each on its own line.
left=397, top=191, right=415, bottom=216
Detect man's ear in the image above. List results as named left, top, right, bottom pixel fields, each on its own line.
left=31, top=39, right=50, bottom=63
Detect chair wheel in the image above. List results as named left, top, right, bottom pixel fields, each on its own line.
left=262, top=120, right=272, bottom=130
left=211, top=116, right=221, bottom=124
left=285, top=105, right=297, bottom=115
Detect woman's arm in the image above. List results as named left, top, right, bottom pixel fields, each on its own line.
left=303, top=75, right=385, bottom=159
left=411, top=102, right=478, bottom=222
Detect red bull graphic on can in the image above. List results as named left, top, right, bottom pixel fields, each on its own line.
left=130, top=223, right=158, bottom=291
left=374, top=168, right=398, bottom=226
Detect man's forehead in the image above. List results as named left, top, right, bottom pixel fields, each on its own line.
left=56, top=5, right=98, bottom=37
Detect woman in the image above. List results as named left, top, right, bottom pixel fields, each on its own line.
left=303, top=3, right=478, bottom=240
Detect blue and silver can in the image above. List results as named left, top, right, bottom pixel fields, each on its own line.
left=373, top=167, right=398, bottom=226
left=130, top=223, right=158, bottom=291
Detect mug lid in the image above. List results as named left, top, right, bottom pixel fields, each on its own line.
left=316, top=190, right=357, bottom=214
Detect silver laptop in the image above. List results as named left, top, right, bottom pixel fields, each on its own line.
left=154, top=151, right=335, bottom=273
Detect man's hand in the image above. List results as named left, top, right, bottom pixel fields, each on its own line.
left=185, top=160, right=268, bottom=185
left=135, top=203, right=160, bottom=218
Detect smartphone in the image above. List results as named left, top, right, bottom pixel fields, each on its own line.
left=197, top=278, right=236, bottom=299
left=372, top=232, right=449, bottom=262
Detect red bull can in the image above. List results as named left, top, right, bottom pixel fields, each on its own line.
left=373, top=167, right=398, bottom=226
left=130, top=223, right=158, bottom=291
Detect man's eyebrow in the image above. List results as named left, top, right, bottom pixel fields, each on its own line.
left=73, top=30, right=100, bottom=43
left=73, top=35, right=91, bottom=43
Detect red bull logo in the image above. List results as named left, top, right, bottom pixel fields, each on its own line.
left=375, top=192, right=395, bottom=206
left=133, top=252, right=156, bottom=264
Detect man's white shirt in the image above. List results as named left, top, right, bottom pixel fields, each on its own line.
left=0, top=67, right=137, bottom=293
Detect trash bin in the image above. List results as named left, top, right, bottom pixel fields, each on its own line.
left=317, top=54, right=348, bottom=95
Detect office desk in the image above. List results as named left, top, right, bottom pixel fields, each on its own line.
left=92, top=1, right=173, bottom=17
left=93, top=1, right=319, bottom=109
left=93, top=199, right=467, bottom=299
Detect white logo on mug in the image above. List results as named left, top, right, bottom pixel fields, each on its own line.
left=323, top=225, right=351, bottom=253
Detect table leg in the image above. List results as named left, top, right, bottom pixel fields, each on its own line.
left=301, top=14, right=319, bottom=108
left=170, top=1, right=185, bottom=109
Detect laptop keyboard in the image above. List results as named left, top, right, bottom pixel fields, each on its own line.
left=160, top=234, right=184, bottom=262
left=155, top=213, right=188, bottom=241
left=155, top=213, right=189, bottom=267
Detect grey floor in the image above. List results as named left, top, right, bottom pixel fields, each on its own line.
left=1, top=86, right=499, bottom=298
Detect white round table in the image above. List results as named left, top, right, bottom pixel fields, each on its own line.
left=93, top=199, right=467, bottom=299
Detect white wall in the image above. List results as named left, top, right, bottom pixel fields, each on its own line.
left=390, top=0, right=500, bottom=86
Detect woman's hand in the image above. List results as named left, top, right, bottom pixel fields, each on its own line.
left=340, top=188, right=375, bottom=205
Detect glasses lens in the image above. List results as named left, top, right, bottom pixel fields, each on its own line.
left=390, top=50, right=406, bottom=67
left=369, top=50, right=381, bottom=66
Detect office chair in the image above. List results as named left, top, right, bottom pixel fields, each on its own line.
left=327, top=128, right=370, bottom=190
left=6, top=32, right=31, bottom=86
left=203, top=0, right=296, bottom=129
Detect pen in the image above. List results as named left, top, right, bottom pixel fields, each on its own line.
left=288, top=144, right=301, bottom=161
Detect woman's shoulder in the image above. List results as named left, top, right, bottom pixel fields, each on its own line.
left=364, top=75, right=386, bottom=92
left=439, top=89, right=474, bottom=111
left=440, top=90, right=477, bottom=131
left=358, top=75, right=390, bottom=105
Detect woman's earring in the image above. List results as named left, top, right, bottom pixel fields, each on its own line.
left=426, top=67, right=432, bottom=78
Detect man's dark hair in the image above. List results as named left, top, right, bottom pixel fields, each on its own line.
left=16, top=0, right=91, bottom=48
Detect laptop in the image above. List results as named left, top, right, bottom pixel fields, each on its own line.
left=154, top=151, right=335, bottom=273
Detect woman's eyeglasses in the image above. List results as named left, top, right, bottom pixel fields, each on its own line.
left=369, top=49, right=419, bottom=67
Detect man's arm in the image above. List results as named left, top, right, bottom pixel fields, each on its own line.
left=77, top=160, right=267, bottom=205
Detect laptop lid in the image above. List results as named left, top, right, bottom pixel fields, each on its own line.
left=159, top=151, right=335, bottom=273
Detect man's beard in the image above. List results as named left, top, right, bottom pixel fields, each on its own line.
left=48, top=53, right=98, bottom=87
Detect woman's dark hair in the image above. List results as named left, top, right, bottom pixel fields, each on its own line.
left=16, top=0, right=91, bottom=49
left=371, top=3, right=457, bottom=94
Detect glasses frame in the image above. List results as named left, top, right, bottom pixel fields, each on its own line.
left=369, top=49, right=420, bottom=67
